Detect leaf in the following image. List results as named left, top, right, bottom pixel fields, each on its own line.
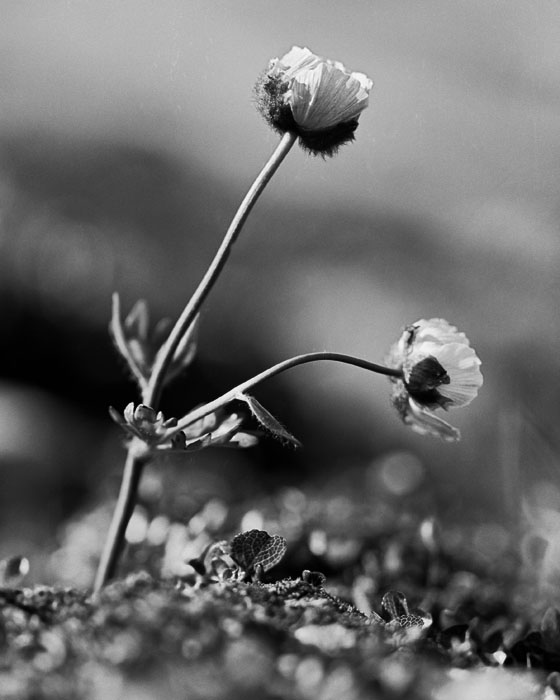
left=108, top=293, right=148, bottom=390
left=227, top=431, right=259, bottom=449
left=159, top=313, right=200, bottom=385
left=230, top=529, right=287, bottom=574
left=234, top=393, right=301, bottom=447
left=123, top=299, right=150, bottom=341
left=172, top=313, right=199, bottom=367
left=182, top=411, right=219, bottom=440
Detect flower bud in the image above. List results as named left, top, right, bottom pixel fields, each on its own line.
left=255, top=46, right=373, bottom=156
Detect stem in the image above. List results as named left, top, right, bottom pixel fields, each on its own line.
left=171, top=352, right=403, bottom=436
left=94, top=132, right=297, bottom=593
left=144, top=131, right=297, bottom=407
left=93, top=446, right=147, bottom=596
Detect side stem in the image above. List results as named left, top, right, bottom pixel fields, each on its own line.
left=171, top=352, right=403, bottom=435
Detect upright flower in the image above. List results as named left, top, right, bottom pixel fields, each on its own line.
left=387, top=318, right=483, bottom=441
left=255, top=46, right=373, bottom=156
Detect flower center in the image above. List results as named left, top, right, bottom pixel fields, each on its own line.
left=405, top=356, right=450, bottom=404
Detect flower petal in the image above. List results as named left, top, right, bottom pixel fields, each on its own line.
left=433, top=343, right=483, bottom=407
left=256, top=46, right=373, bottom=154
left=406, top=398, right=461, bottom=442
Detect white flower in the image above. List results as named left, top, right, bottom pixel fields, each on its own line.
left=387, top=318, right=483, bottom=441
left=256, top=46, right=373, bottom=156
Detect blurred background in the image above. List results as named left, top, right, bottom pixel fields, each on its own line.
left=1, top=0, right=560, bottom=583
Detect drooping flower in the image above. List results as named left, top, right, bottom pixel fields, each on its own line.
left=386, top=318, right=483, bottom=441
left=255, top=46, right=373, bottom=156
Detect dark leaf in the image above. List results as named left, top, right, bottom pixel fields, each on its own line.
left=230, top=529, right=287, bottom=574
left=302, top=570, right=327, bottom=587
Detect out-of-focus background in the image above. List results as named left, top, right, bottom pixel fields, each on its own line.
left=1, top=1, right=560, bottom=582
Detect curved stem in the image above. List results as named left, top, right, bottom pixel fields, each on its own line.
left=93, top=447, right=147, bottom=597
left=171, top=352, right=403, bottom=436
left=144, top=131, right=297, bottom=407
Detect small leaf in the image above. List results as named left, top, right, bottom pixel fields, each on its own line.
left=108, top=405, right=125, bottom=426
left=124, top=299, right=150, bottom=341
left=183, top=411, right=219, bottom=440
left=227, top=431, right=259, bottom=449
left=235, top=393, right=301, bottom=447
left=230, top=529, right=287, bottom=574
left=158, top=314, right=200, bottom=385
left=172, top=314, right=199, bottom=366
left=109, top=293, right=148, bottom=389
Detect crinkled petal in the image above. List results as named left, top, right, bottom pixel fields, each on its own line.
left=289, top=62, right=370, bottom=130
left=273, top=46, right=320, bottom=78
left=413, top=318, right=470, bottom=346
left=387, top=318, right=481, bottom=439
left=406, top=398, right=461, bottom=442
left=266, top=46, right=372, bottom=132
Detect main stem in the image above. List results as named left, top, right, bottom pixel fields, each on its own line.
left=172, top=352, right=403, bottom=435
left=92, top=447, right=146, bottom=595
left=93, top=132, right=297, bottom=595
left=144, top=130, right=297, bottom=408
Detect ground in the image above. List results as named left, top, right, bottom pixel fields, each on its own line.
left=1, top=470, right=559, bottom=700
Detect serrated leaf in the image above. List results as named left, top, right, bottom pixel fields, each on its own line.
left=234, top=393, right=301, bottom=448
left=230, top=529, right=287, bottom=574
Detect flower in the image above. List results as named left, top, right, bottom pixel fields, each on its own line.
left=387, top=318, right=483, bottom=441
left=255, top=46, right=373, bottom=156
